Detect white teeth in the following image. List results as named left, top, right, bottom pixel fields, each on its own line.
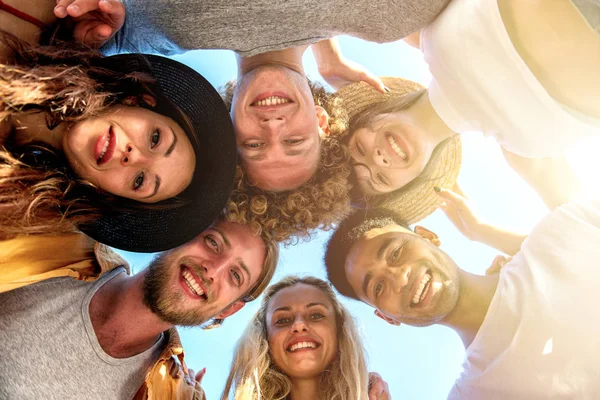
left=387, top=135, right=407, bottom=160
left=98, top=132, right=111, bottom=161
left=182, top=270, right=205, bottom=297
left=288, top=341, right=318, bottom=352
left=253, top=96, right=291, bottom=106
left=412, top=274, right=431, bottom=305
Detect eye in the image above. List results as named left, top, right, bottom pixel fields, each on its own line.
left=231, top=269, right=242, bottom=286
left=284, top=138, right=304, bottom=145
left=275, top=317, right=291, bottom=325
left=376, top=173, right=389, bottom=187
left=391, top=246, right=402, bottom=262
left=357, top=142, right=366, bottom=156
left=150, top=129, right=161, bottom=148
left=310, top=313, right=325, bottom=320
left=245, top=141, right=264, bottom=149
left=375, top=281, right=384, bottom=298
left=133, top=172, right=144, bottom=191
left=204, top=235, right=219, bottom=252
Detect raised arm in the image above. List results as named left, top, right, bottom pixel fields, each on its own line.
left=311, top=38, right=386, bottom=92
left=501, top=148, right=582, bottom=211
left=435, top=185, right=527, bottom=256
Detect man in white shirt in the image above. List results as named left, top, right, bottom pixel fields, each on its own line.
left=325, top=197, right=600, bottom=399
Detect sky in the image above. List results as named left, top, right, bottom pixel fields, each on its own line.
left=115, top=36, right=599, bottom=399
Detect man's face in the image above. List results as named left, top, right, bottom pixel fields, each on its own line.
left=142, top=220, right=267, bottom=326
left=344, top=224, right=460, bottom=327
left=230, top=65, right=326, bottom=191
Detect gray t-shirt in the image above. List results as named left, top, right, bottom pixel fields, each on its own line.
left=0, top=267, right=166, bottom=400
left=102, top=0, right=450, bottom=56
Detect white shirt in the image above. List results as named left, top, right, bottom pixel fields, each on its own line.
left=448, top=200, right=600, bottom=399
left=421, top=0, right=600, bottom=157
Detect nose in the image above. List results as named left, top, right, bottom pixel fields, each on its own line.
left=200, top=257, right=230, bottom=284
left=389, top=264, right=411, bottom=293
left=259, top=116, right=285, bottom=135
left=372, top=147, right=390, bottom=167
left=291, top=315, right=309, bottom=333
left=121, top=144, right=148, bottom=166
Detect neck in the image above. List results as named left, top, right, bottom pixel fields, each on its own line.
left=237, top=46, right=308, bottom=77
left=440, top=269, right=499, bottom=349
left=289, top=377, right=319, bottom=400
left=10, top=112, right=67, bottom=149
left=416, top=92, right=457, bottom=145
left=89, top=270, right=172, bottom=358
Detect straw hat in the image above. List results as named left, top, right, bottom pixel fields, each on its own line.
left=336, top=77, right=462, bottom=225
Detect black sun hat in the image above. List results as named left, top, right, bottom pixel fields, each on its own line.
left=78, top=54, right=236, bottom=253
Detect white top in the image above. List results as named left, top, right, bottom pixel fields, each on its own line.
left=448, top=200, right=600, bottom=400
left=421, top=0, right=600, bottom=158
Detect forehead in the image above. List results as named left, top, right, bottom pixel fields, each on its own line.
left=267, top=284, right=334, bottom=315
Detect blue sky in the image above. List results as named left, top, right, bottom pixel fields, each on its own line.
left=115, top=36, right=598, bottom=399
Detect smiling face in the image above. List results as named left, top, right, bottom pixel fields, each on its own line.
left=230, top=66, right=327, bottom=191
left=142, top=220, right=267, bottom=326
left=348, top=110, right=438, bottom=196
left=344, top=224, right=460, bottom=327
left=62, top=105, right=196, bottom=203
left=266, top=283, right=338, bottom=380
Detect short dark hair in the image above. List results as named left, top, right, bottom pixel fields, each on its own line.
left=324, top=209, right=410, bottom=300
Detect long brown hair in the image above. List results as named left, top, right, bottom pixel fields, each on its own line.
left=0, top=32, right=178, bottom=239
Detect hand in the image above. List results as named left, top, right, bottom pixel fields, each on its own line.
left=54, top=0, right=125, bottom=48
left=435, top=184, right=486, bottom=242
left=186, top=367, right=206, bottom=387
left=486, top=255, right=511, bottom=275
left=312, top=39, right=386, bottom=92
left=368, top=372, right=391, bottom=400
left=166, top=356, right=206, bottom=387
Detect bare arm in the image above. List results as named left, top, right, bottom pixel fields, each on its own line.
left=501, top=147, right=582, bottom=211
left=403, top=30, right=422, bottom=49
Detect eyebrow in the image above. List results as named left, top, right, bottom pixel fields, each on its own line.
left=143, top=175, right=161, bottom=199
left=362, top=271, right=373, bottom=299
left=165, top=127, right=177, bottom=157
left=273, top=302, right=328, bottom=313
left=377, top=237, right=394, bottom=261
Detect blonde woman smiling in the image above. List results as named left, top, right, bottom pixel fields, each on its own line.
left=222, top=276, right=391, bottom=400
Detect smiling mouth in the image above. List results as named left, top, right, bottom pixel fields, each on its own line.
left=286, top=341, right=321, bottom=352
left=182, top=267, right=207, bottom=300
left=411, top=272, right=432, bottom=306
left=251, top=95, right=292, bottom=107
left=386, top=134, right=407, bottom=161
left=96, top=126, right=116, bottom=166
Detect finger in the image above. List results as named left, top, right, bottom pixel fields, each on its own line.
left=74, top=22, right=113, bottom=47
left=65, top=0, right=102, bottom=18
left=359, top=71, right=386, bottom=93
left=55, top=0, right=77, bottom=18
left=452, top=182, right=468, bottom=198
left=98, top=0, right=126, bottom=27
left=434, top=186, right=468, bottom=209
left=195, top=367, right=206, bottom=385
left=188, top=368, right=195, bottom=380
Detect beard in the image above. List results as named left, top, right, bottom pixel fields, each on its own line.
left=142, top=251, right=213, bottom=327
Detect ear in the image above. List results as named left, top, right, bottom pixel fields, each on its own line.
left=214, top=301, right=245, bottom=320
left=141, top=94, right=157, bottom=107
left=315, top=105, right=330, bottom=137
left=374, top=309, right=401, bottom=326
left=414, top=225, right=441, bottom=247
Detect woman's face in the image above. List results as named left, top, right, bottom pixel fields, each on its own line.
left=266, top=283, right=338, bottom=380
left=62, top=105, right=196, bottom=203
left=348, top=111, right=437, bottom=196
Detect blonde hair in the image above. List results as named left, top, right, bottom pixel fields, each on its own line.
left=221, top=276, right=369, bottom=400
left=221, top=80, right=352, bottom=244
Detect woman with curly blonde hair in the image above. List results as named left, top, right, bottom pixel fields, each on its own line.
left=221, top=276, right=389, bottom=400
left=222, top=80, right=353, bottom=243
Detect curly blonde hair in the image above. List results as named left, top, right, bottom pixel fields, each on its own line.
left=221, top=276, right=369, bottom=400
left=221, top=80, right=352, bottom=244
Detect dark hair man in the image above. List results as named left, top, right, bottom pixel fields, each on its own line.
left=0, top=218, right=278, bottom=400
left=325, top=198, right=600, bottom=399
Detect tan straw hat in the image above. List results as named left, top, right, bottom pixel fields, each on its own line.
left=337, top=77, right=462, bottom=224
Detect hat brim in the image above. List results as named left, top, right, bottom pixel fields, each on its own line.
left=79, top=54, right=236, bottom=252
left=338, top=77, right=462, bottom=224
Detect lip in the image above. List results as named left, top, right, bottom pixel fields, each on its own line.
left=384, top=131, right=411, bottom=164
left=409, top=269, right=434, bottom=309
left=285, top=336, right=322, bottom=353
left=250, top=91, right=295, bottom=111
left=94, top=126, right=116, bottom=166
left=179, top=265, right=208, bottom=301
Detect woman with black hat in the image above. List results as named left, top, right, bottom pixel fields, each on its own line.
left=0, top=33, right=237, bottom=253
